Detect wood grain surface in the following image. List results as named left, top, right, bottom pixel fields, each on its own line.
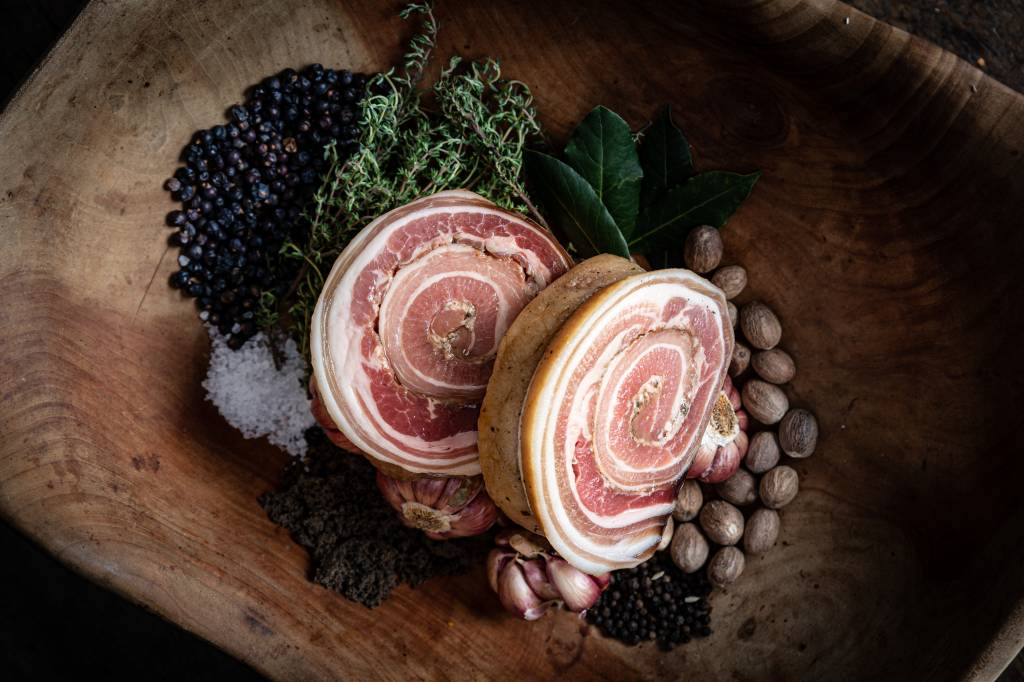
left=2, top=0, right=1023, bottom=679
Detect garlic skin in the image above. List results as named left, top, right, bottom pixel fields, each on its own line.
left=488, top=528, right=610, bottom=620
left=376, top=472, right=497, bottom=540
left=547, top=558, right=603, bottom=612
left=687, top=376, right=750, bottom=484
left=657, top=516, right=675, bottom=551
left=497, top=557, right=551, bottom=621
left=522, top=558, right=562, bottom=601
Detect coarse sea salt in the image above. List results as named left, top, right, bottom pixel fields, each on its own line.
left=202, top=327, right=314, bottom=457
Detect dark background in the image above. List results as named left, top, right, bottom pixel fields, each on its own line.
left=1, top=1, right=1022, bottom=680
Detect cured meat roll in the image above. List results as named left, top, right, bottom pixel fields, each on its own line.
left=311, top=190, right=572, bottom=477
left=479, top=255, right=644, bottom=534
left=480, top=256, right=733, bottom=574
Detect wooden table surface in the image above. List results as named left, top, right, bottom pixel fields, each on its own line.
left=2, top=1, right=1024, bottom=680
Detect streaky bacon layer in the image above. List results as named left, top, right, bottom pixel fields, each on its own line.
left=521, top=269, right=733, bottom=574
left=311, top=190, right=571, bottom=477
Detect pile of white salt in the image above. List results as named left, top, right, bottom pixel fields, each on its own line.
left=202, top=328, right=314, bottom=456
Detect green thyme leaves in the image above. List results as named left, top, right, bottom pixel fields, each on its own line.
left=261, top=3, right=546, bottom=354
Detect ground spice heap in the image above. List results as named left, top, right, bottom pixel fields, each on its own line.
left=260, top=428, right=489, bottom=607
left=586, top=550, right=713, bottom=650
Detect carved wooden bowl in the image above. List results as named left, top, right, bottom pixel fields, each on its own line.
left=2, top=0, right=1023, bottom=679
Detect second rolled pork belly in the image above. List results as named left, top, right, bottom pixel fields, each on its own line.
left=481, top=256, right=733, bottom=574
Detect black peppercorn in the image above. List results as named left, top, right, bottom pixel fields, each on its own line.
left=586, top=551, right=714, bottom=651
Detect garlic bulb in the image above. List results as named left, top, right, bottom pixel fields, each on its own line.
left=687, top=376, right=750, bottom=484
left=376, top=471, right=498, bottom=540
left=487, top=528, right=610, bottom=621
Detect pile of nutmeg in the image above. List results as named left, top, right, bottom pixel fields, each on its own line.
left=667, top=226, right=819, bottom=588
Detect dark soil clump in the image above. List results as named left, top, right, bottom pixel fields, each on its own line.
left=260, top=428, right=489, bottom=608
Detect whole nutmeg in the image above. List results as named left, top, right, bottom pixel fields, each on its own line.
left=711, top=265, right=747, bottom=300
left=684, top=225, right=723, bottom=273
left=715, top=469, right=757, bottom=506
left=673, top=479, right=703, bottom=522
left=759, top=465, right=799, bottom=509
left=745, top=431, right=781, bottom=474
left=779, top=408, right=819, bottom=458
left=744, top=508, right=780, bottom=555
left=708, top=546, right=745, bottom=587
left=751, top=348, right=796, bottom=384
left=727, top=301, right=738, bottom=328
left=739, top=301, right=782, bottom=350
left=699, top=500, right=745, bottom=546
left=742, top=379, right=789, bottom=424
left=729, top=341, right=750, bottom=377
left=670, top=522, right=709, bottom=574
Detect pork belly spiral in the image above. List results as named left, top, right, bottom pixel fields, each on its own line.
left=311, top=190, right=572, bottom=477
left=481, top=257, right=733, bottom=573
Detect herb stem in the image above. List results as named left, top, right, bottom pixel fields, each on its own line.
left=258, top=2, right=547, bottom=354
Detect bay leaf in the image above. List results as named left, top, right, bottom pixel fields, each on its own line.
left=639, top=104, right=694, bottom=208
left=564, top=106, right=643, bottom=237
left=631, top=171, right=760, bottom=248
left=527, top=150, right=631, bottom=258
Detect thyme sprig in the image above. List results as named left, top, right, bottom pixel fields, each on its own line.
left=260, top=2, right=545, bottom=354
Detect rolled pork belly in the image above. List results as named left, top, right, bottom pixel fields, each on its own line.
left=480, top=256, right=733, bottom=573
left=311, top=189, right=572, bottom=478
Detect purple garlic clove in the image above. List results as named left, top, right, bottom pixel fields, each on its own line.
left=488, top=531, right=611, bottom=620
left=546, top=557, right=606, bottom=613
left=377, top=470, right=498, bottom=539
left=487, top=548, right=516, bottom=594
left=521, top=558, right=561, bottom=602
left=497, top=559, right=552, bottom=621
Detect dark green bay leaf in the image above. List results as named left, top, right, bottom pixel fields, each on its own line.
left=631, top=171, right=760, bottom=248
left=526, top=150, right=630, bottom=258
left=639, top=104, right=694, bottom=208
left=564, top=106, right=643, bottom=237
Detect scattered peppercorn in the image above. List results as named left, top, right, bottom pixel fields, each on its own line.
left=586, top=550, right=713, bottom=650
left=165, top=64, right=369, bottom=348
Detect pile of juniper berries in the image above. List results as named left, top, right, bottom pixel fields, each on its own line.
left=166, top=64, right=367, bottom=348
left=587, top=550, right=713, bottom=650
